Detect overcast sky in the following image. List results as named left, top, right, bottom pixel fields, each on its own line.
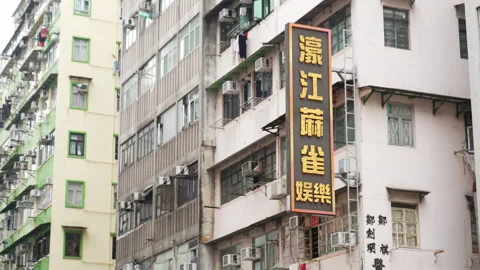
left=0, top=1, right=20, bottom=52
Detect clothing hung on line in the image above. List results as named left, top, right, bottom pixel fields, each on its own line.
left=235, top=33, right=248, bottom=59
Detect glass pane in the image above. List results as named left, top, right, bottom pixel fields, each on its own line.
left=405, top=210, right=416, bottom=222
left=406, top=223, right=416, bottom=234
left=406, top=235, right=417, bottom=247
left=402, top=119, right=413, bottom=146
left=392, top=222, right=404, bottom=233
left=388, top=117, right=400, bottom=144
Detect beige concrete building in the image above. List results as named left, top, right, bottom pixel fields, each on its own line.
left=0, top=0, right=121, bottom=269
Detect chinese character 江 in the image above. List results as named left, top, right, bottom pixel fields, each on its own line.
left=300, top=71, right=323, bottom=101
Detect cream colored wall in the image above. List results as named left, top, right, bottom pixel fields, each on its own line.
left=48, top=0, right=121, bottom=269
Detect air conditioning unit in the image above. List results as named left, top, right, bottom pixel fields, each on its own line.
left=22, top=195, right=31, bottom=202
left=18, top=155, right=26, bottom=162
left=17, top=81, right=25, bottom=88
left=15, top=243, right=28, bottom=254
left=76, top=83, right=88, bottom=93
left=13, top=162, right=21, bottom=170
left=28, top=62, right=38, bottom=71
left=222, top=254, right=240, bottom=267
left=222, top=81, right=237, bottom=95
left=269, top=176, right=287, bottom=200
left=20, top=112, right=27, bottom=121
left=19, top=41, right=27, bottom=48
left=239, top=0, right=253, bottom=4
left=3, top=254, right=15, bottom=262
left=123, top=264, right=133, bottom=270
left=45, top=177, right=53, bottom=185
left=240, top=247, right=262, bottom=261
left=20, top=162, right=28, bottom=170
left=6, top=210, right=15, bottom=217
left=118, top=201, right=132, bottom=211
left=219, top=8, right=237, bottom=22
left=255, top=57, right=271, bottom=72
left=40, top=90, right=48, bottom=99
left=172, top=166, right=188, bottom=177
left=241, top=161, right=261, bottom=177
left=26, top=150, right=36, bottom=157
left=30, top=101, right=38, bottom=111
left=37, top=52, right=47, bottom=61
left=123, top=18, right=136, bottom=29
left=139, top=1, right=151, bottom=12
left=51, top=33, right=59, bottom=42
left=132, top=192, right=144, bottom=202
left=331, top=232, right=356, bottom=248
left=179, top=263, right=197, bottom=270
left=289, top=216, right=306, bottom=229
left=155, top=176, right=169, bottom=186
left=30, top=189, right=42, bottom=197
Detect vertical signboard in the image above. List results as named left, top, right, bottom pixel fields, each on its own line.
left=285, top=23, right=334, bottom=216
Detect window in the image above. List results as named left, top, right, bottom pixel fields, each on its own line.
left=253, top=0, right=274, bottom=20
left=161, top=0, right=174, bottom=12
left=39, top=184, right=53, bottom=210
left=334, top=102, right=355, bottom=149
left=135, top=189, right=153, bottom=226
left=223, top=94, right=240, bottom=122
left=33, top=232, right=50, bottom=260
left=70, top=82, right=89, bottom=110
left=468, top=197, right=478, bottom=253
left=113, top=184, right=117, bottom=209
left=255, top=72, right=273, bottom=99
left=118, top=210, right=132, bottom=236
left=157, top=106, right=176, bottom=144
left=46, top=43, right=59, bottom=70
left=220, top=22, right=235, bottom=53
left=66, top=181, right=85, bottom=208
left=139, top=56, right=156, bottom=97
left=38, top=131, right=55, bottom=165
left=177, top=161, right=198, bottom=206
left=180, top=88, right=199, bottom=130
left=120, top=136, right=135, bottom=171
left=112, top=236, right=117, bottom=260
left=116, top=91, right=120, bottom=111
left=387, top=103, right=414, bottom=146
left=392, top=203, right=418, bottom=248
left=74, top=0, right=90, bottom=15
left=242, top=81, right=252, bottom=113
left=137, top=122, right=155, bottom=159
left=51, top=85, right=58, bottom=109
left=64, top=231, right=83, bottom=259
left=254, top=231, right=278, bottom=270
left=114, top=135, right=119, bottom=160
left=156, top=181, right=173, bottom=217
left=281, top=137, right=286, bottom=175
left=160, top=37, right=178, bottom=76
left=122, top=75, right=138, bottom=109
left=459, top=19, right=468, bottom=59
left=68, top=132, right=86, bottom=158
left=465, top=111, right=474, bottom=151
left=220, top=142, right=276, bottom=204
left=179, top=16, right=200, bottom=60
left=72, top=37, right=90, bottom=63
left=220, top=245, right=240, bottom=270
left=320, top=5, right=351, bottom=54
left=383, top=7, right=409, bottom=49
left=125, top=26, right=137, bottom=50
left=279, top=50, right=286, bottom=88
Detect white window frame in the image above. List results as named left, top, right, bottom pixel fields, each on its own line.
left=159, top=37, right=178, bottom=77
left=122, top=75, right=138, bottom=109
left=392, top=204, right=419, bottom=248
left=125, top=25, right=137, bottom=51
left=66, top=182, right=84, bottom=207
left=387, top=103, right=414, bottom=147
left=75, top=0, right=90, bottom=15
left=179, top=88, right=199, bottom=130
left=139, top=56, right=157, bottom=97
left=71, top=83, right=88, bottom=109
left=157, top=106, right=177, bottom=144
left=179, top=16, right=200, bottom=60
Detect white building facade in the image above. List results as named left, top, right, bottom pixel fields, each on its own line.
left=201, top=0, right=478, bottom=269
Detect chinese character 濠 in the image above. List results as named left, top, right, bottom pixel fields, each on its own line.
left=366, top=228, right=375, bottom=240
left=367, top=243, right=376, bottom=254
left=378, top=215, right=387, bottom=226
left=380, top=244, right=389, bottom=255
left=372, top=258, right=385, bottom=270
left=300, top=107, right=324, bottom=137
left=366, top=215, right=375, bottom=226
left=300, top=71, right=323, bottom=101
left=301, top=145, right=325, bottom=175
left=295, top=181, right=313, bottom=202
left=313, top=183, right=331, bottom=204
left=299, top=35, right=322, bottom=65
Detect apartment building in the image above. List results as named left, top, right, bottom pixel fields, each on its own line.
left=0, top=0, right=121, bottom=269
left=117, top=0, right=477, bottom=270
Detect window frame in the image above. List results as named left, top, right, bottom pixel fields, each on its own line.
left=65, top=180, right=85, bottom=209
left=114, top=134, right=119, bottom=160
left=177, top=161, right=198, bottom=207
left=63, top=230, right=83, bottom=259
left=179, top=16, right=200, bottom=60
left=383, top=7, right=410, bottom=50
left=139, top=56, right=157, bottom=97
left=120, top=136, right=136, bottom=171
left=74, top=0, right=91, bottom=16
left=320, top=4, right=352, bottom=54
left=159, top=37, right=178, bottom=77
left=137, top=122, right=155, bottom=159
left=391, top=203, right=419, bottom=249
left=70, top=82, right=89, bottom=110
left=458, top=18, right=468, bottom=59
left=71, top=37, right=91, bottom=63
left=68, top=131, right=87, bottom=158
left=253, top=230, right=279, bottom=270
left=387, top=103, right=414, bottom=147
left=122, top=74, right=138, bottom=109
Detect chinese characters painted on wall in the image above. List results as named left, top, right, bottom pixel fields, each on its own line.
left=365, top=214, right=390, bottom=269
left=285, top=23, right=334, bottom=215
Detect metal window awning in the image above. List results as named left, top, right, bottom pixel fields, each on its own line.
left=361, top=86, right=470, bottom=117
left=386, top=187, right=430, bottom=201
left=206, top=45, right=274, bottom=91
left=261, top=114, right=285, bottom=136
left=62, top=225, right=87, bottom=230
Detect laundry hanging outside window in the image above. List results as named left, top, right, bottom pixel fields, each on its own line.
left=233, top=32, right=248, bottom=59
left=37, top=28, right=49, bottom=47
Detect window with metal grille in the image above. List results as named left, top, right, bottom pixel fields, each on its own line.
left=320, top=5, right=352, bottom=54
left=458, top=19, right=468, bottom=59
left=387, top=103, right=414, bottom=147
left=392, top=203, right=419, bottom=248
left=383, top=7, right=409, bottom=49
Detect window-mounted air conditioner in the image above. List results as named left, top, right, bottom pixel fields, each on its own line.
left=241, top=161, right=261, bottom=177
left=45, top=177, right=53, bottom=185
left=239, top=0, right=253, bottom=4
left=289, top=216, right=306, bottom=229
left=155, top=176, right=169, bottom=186
left=132, top=192, right=144, bottom=202
left=331, top=232, right=356, bottom=248
left=171, top=166, right=188, bottom=177
left=30, top=189, right=42, bottom=197
left=240, top=247, right=262, bottom=261
left=139, top=1, right=151, bottom=12
left=218, top=8, right=237, bottom=23
left=222, top=81, right=238, bottom=95
left=40, top=90, right=48, bottom=99
left=51, top=33, right=59, bottom=42
left=222, top=254, right=240, bottom=267
left=255, top=57, right=271, bottom=73
left=123, top=18, right=136, bottom=29
left=179, top=263, right=197, bottom=270
left=75, top=83, right=88, bottom=94
left=269, top=176, right=287, bottom=200
left=122, top=263, right=133, bottom=270
left=15, top=243, right=28, bottom=254
left=3, top=254, right=15, bottom=262
left=119, top=201, right=132, bottom=211
left=30, top=101, right=38, bottom=111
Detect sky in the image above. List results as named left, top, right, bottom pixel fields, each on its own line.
left=0, top=0, right=20, bottom=52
